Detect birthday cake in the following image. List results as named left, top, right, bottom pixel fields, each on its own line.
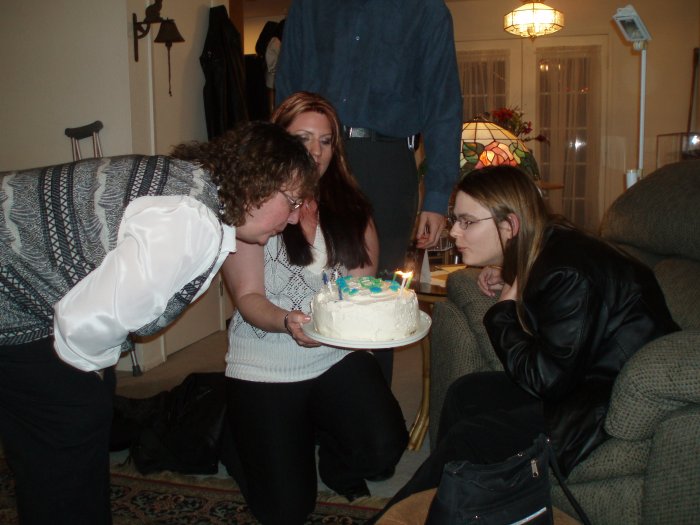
left=311, top=275, right=420, bottom=342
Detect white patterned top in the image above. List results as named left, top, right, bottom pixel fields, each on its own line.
left=225, top=227, right=351, bottom=382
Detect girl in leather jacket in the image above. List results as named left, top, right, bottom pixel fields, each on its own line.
left=374, top=165, right=678, bottom=519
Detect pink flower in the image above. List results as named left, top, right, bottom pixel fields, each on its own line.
left=474, top=141, right=517, bottom=169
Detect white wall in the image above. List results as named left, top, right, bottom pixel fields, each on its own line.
left=0, top=0, right=227, bottom=172
left=0, top=0, right=133, bottom=170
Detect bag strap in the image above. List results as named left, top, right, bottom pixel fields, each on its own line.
left=546, top=440, right=593, bottom=525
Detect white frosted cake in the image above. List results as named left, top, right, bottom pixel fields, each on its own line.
left=311, top=276, right=420, bottom=341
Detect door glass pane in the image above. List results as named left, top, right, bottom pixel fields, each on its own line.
left=536, top=46, right=602, bottom=230
left=457, top=50, right=508, bottom=121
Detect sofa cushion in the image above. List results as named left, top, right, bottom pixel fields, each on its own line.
left=445, top=268, right=500, bottom=370
left=552, top=475, right=643, bottom=525
left=642, top=405, right=700, bottom=524
left=652, top=258, right=700, bottom=329
left=605, top=330, right=700, bottom=440
left=566, top=438, right=650, bottom=484
left=600, top=160, right=700, bottom=262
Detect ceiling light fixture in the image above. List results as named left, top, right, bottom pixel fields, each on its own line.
left=504, top=2, right=564, bottom=39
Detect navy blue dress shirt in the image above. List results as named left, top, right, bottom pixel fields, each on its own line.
left=275, top=0, right=463, bottom=214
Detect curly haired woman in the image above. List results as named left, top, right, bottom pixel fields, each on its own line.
left=0, top=121, right=317, bottom=525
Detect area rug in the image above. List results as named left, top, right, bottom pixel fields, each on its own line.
left=0, top=456, right=387, bottom=524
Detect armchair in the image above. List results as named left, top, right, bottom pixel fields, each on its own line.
left=429, top=160, right=700, bottom=524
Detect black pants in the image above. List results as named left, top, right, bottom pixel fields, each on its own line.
left=344, top=138, right=419, bottom=385
left=225, top=351, right=408, bottom=525
left=373, top=372, right=545, bottom=521
left=0, top=338, right=115, bottom=525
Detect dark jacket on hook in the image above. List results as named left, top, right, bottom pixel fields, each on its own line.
left=200, top=5, right=248, bottom=140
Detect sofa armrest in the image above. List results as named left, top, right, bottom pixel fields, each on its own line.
left=446, top=268, right=496, bottom=311
left=445, top=268, right=500, bottom=370
left=643, top=404, right=700, bottom=523
left=428, top=268, right=500, bottom=448
left=605, top=329, right=700, bottom=440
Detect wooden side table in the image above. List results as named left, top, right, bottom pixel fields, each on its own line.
left=407, top=280, right=447, bottom=451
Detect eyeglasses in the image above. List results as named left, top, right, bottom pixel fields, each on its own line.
left=281, top=191, right=304, bottom=211
left=447, top=213, right=493, bottom=230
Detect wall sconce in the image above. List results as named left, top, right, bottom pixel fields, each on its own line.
left=132, top=1, right=185, bottom=96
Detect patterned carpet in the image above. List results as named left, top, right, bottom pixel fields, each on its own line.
left=0, top=457, right=386, bottom=524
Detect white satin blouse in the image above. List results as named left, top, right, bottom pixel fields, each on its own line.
left=53, top=195, right=235, bottom=372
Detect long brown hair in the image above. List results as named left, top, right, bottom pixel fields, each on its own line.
left=171, top=121, right=317, bottom=227
left=456, top=166, right=567, bottom=330
left=272, top=92, right=373, bottom=269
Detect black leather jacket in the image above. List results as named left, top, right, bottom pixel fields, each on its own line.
left=484, top=226, right=678, bottom=475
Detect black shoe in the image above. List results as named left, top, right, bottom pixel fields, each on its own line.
left=337, top=482, right=370, bottom=502
left=366, top=466, right=395, bottom=482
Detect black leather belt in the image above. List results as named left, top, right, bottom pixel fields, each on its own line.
left=342, top=126, right=415, bottom=150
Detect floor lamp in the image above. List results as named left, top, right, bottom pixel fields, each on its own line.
left=613, top=5, right=652, bottom=188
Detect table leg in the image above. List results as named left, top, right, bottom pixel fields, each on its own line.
left=406, top=282, right=447, bottom=452
left=407, top=331, right=431, bottom=450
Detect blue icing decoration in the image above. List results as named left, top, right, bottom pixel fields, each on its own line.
left=389, top=282, right=400, bottom=291
left=349, top=288, right=359, bottom=295
left=369, top=286, right=382, bottom=293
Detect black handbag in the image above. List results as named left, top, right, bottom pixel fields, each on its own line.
left=425, top=434, right=591, bottom=525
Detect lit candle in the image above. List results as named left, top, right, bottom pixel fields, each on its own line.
left=396, top=270, right=413, bottom=294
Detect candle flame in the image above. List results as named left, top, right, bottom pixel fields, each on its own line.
left=396, top=270, right=414, bottom=293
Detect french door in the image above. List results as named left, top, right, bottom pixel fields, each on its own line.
left=456, top=37, right=607, bottom=231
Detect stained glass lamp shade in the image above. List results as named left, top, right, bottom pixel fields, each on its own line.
left=460, top=118, right=540, bottom=180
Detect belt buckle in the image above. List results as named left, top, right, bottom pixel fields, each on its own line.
left=347, top=127, right=372, bottom=139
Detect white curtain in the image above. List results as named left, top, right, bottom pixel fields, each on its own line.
left=457, top=50, right=508, bottom=121
left=536, top=46, right=602, bottom=231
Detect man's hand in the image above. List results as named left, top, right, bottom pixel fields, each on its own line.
left=415, top=211, right=446, bottom=249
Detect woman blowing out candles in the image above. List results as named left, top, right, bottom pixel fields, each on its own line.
left=371, top=165, right=678, bottom=521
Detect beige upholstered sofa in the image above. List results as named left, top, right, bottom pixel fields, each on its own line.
left=428, top=160, right=700, bottom=524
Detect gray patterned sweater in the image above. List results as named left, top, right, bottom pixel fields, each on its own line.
left=0, top=155, right=220, bottom=347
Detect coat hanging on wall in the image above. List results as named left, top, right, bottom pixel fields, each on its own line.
left=200, top=5, right=248, bottom=140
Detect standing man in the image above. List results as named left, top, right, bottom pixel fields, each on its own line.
left=275, top=0, right=462, bottom=383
